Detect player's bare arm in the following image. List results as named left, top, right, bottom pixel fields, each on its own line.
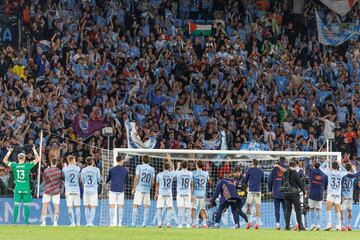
left=3, top=147, right=14, bottom=165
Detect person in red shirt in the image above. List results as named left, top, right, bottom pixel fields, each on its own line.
left=41, top=158, right=62, bottom=226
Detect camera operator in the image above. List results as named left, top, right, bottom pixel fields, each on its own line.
left=281, top=161, right=306, bottom=231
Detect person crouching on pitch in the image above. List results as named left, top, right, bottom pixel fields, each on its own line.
left=208, top=170, right=244, bottom=228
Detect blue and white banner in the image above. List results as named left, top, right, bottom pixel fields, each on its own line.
left=1, top=198, right=360, bottom=229
left=316, top=9, right=360, bottom=45
left=202, top=131, right=227, bottom=150
left=124, top=120, right=156, bottom=149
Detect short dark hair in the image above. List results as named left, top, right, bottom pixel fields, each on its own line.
left=331, top=161, right=339, bottom=170
left=233, top=166, right=241, bottom=173
left=289, top=161, right=296, bottom=168
left=196, top=161, right=203, bottom=169
left=163, top=162, right=170, bottom=170
left=142, top=155, right=150, bottom=164
left=116, top=155, right=123, bottom=162
left=314, top=162, right=320, bottom=169
left=253, top=159, right=259, bottom=166
left=181, top=160, right=188, bottom=169
left=279, top=157, right=286, bottom=163
left=86, top=157, right=94, bottom=166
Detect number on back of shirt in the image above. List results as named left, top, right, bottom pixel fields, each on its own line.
left=343, top=179, right=353, bottom=190
left=181, top=177, right=190, bottom=188
left=16, top=170, right=25, bottom=180
left=87, top=175, right=93, bottom=185
left=330, top=177, right=340, bottom=189
left=141, top=173, right=151, bottom=183
left=70, top=173, right=76, bottom=184
left=196, top=178, right=205, bottom=189
left=163, top=177, right=171, bottom=188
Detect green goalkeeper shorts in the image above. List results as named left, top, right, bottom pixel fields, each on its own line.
left=14, top=191, right=32, bottom=204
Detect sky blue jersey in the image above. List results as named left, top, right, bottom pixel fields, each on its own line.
left=192, top=170, right=209, bottom=198
left=156, top=170, right=175, bottom=196
left=135, top=163, right=155, bottom=193
left=62, top=164, right=81, bottom=194
left=175, top=169, right=193, bottom=196
left=81, top=166, right=101, bottom=195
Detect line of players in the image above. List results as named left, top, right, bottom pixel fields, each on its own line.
left=3, top=145, right=360, bottom=230
left=268, top=157, right=360, bottom=231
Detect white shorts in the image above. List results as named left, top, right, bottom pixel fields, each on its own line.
left=308, top=199, right=322, bottom=209
left=65, top=192, right=81, bottom=207
left=157, top=195, right=173, bottom=208
left=191, top=197, right=206, bottom=210
left=341, top=198, right=353, bottom=210
left=133, top=192, right=150, bottom=206
left=42, top=194, right=60, bottom=204
left=83, top=193, right=98, bottom=206
left=177, top=195, right=192, bottom=208
left=326, top=194, right=341, bottom=205
left=247, top=192, right=261, bottom=205
left=109, top=191, right=124, bottom=205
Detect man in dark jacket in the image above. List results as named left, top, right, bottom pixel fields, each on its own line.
left=282, top=161, right=306, bottom=231
left=208, top=170, right=245, bottom=228
left=268, top=157, right=287, bottom=230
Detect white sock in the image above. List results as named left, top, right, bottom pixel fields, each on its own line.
left=85, top=208, right=90, bottom=225
left=54, top=215, right=59, bottom=224
left=178, top=207, right=185, bottom=225
left=75, top=207, right=81, bottom=226
left=143, top=208, right=149, bottom=225
left=157, top=208, right=162, bottom=225
left=89, top=208, right=96, bottom=225
left=256, top=217, right=261, bottom=225
left=109, top=208, right=115, bottom=225
left=185, top=208, right=191, bottom=225
left=132, top=208, right=138, bottom=225
left=317, top=210, right=322, bottom=227
left=68, top=208, right=75, bottom=225
left=118, top=207, right=123, bottom=225
left=165, top=209, right=173, bottom=225
left=336, top=212, right=341, bottom=227
left=326, top=211, right=332, bottom=226
left=42, top=216, right=46, bottom=224
left=310, top=211, right=315, bottom=226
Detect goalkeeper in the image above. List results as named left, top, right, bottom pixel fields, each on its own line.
left=208, top=169, right=247, bottom=228
left=2, top=146, right=40, bottom=225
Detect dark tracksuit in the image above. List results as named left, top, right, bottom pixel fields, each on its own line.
left=234, top=177, right=249, bottom=223
left=268, top=166, right=286, bottom=224
left=210, top=178, right=246, bottom=226
left=305, top=159, right=327, bottom=203
left=282, top=169, right=305, bottom=230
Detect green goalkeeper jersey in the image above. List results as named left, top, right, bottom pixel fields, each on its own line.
left=8, top=162, right=35, bottom=193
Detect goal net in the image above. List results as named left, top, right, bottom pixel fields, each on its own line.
left=101, top=148, right=341, bottom=228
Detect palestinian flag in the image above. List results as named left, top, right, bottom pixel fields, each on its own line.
left=189, top=21, right=212, bottom=36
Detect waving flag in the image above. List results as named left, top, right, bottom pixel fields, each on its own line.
left=189, top=22, right=212, bottom=36
left=316, top=10, right=360, bottom=45
left=125, top=120, right=157, bottom=149
left=320, top=0, right=357, bottom=16
left=72, top=115, right=103, bottom=139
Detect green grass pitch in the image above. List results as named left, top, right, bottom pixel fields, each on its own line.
left=0, top=226, right=359, bottom=240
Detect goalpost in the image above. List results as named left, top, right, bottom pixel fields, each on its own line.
left=98, top=148, right=341, bottom=228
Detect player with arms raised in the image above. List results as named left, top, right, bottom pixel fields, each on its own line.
left=3, top=146, right=40, bottom=225
left=320, top=159, right=359, bottom=231
left=63, top=155, right=81, bottom=226
left=81, top=157, right=101, bottom=226
left=175, top=160, right=193, bottom=228
left=341, top=163, right=360, bottom=231
left=191, top=161, right=210, bottom=228
left=131, top=155, right=155, bottom=227
left=155, top=162, right=175, bottom=228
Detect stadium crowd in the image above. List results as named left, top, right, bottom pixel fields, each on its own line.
left=0, top=0, right=360, bottom=201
